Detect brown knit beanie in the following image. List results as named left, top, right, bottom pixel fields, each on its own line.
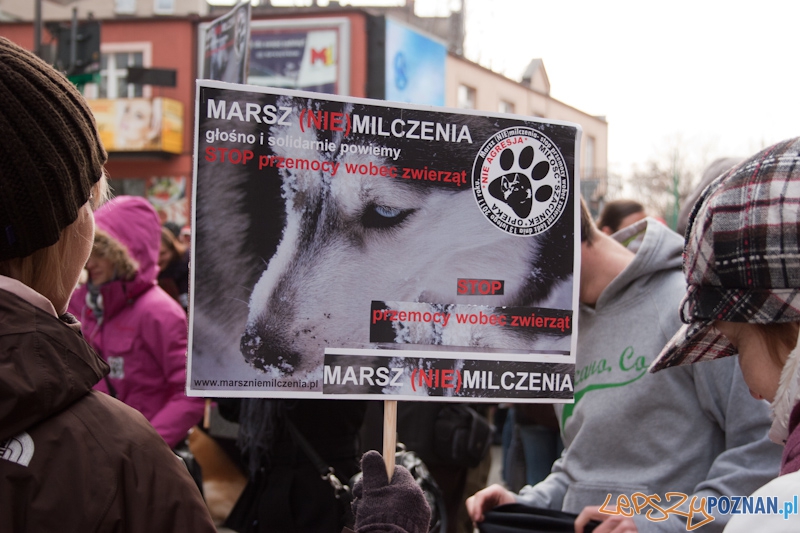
left=0, top=37, right=107, bottom=260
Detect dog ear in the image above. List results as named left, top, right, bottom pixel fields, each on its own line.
left=489, top=173, right=533, bottom=218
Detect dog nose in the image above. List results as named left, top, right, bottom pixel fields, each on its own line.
left=240, top=324, right=301, bottom=373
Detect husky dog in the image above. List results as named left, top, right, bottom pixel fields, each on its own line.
left=236, top=97, right=575, bottom=378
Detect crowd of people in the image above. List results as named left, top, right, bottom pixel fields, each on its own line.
left=2, top=33, right=800, bottom=533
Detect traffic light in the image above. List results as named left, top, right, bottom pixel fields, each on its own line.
left=45, top=19, right=101, bottom=76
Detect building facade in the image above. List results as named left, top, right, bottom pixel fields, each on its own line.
left=1, top=16, right=200, bottom=226
left=0, top=3, right=607, bottom=226
left=0, top=0, right=210, bottom=20
left=446, top=56, right=608, bottom=206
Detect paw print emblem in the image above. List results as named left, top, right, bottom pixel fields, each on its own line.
left=472, top=127, right=569, bottom=236
left=488, top=145, right=553, bottom=218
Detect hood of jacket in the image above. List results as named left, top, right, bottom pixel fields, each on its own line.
left=77, top=196, right=162, bottom=319
left=770, top=342, right=800, bottom=445
left=0, top=286, right=108, bottom=441
left=590, top=218, right=684, bottom=312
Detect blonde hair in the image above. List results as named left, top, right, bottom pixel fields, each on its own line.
left=0, top=176, right=109, bottom=305
left=91, top=229, right=139, bottom=281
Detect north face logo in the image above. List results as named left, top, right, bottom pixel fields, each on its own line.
left=0, top=431, right=34, bottom=467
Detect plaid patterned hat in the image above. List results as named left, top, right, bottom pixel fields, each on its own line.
left=650, top=137, right=800, bottom=372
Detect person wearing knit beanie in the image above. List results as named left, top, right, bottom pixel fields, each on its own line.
left=0, top=37, right=217, bottom=532
left=0, top=36, right=107, bottom=261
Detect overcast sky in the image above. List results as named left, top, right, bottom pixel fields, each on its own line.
left=239, top=0, right=800, bottom=179
left=460, top=0, right=800, bottom=179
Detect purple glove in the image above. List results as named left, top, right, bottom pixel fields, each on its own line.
left=351, top=450, right=431, bottom=533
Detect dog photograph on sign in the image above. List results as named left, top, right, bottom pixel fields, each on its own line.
left=188, top=84, right=579, bottom=399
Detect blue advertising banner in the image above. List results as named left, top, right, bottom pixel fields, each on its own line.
left=384, top=18, right=446, bottom=106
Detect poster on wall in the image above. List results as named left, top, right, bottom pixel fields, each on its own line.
left=246, top=17, right=350, bottom=95
left=146, top=176, right=188, bottom=227
left=187, top=80, right=581, bottom=403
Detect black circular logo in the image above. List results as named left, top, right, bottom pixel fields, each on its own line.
left=472, top=127, right=569, bottom=236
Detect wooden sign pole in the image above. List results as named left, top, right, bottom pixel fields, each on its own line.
left=203, top=398, right=212, bottom=429
left=383, top=399, right=397, bottom=479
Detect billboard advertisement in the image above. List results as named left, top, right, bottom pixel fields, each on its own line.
left=246, top=17, right=351, bottom=95
left=384, top=18, right=446, bottom=106
left=188, top=81, right=581, bottom=403
left=87, top=97, right=183, bottom=154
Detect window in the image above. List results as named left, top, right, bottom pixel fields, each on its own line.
left=457, top=84, right=476, bottom=109
left=154, top=0, right=175, bottom=14
left=82, top=43, right=152, bottom=100
left=101, top=52, right=144, bottom=98
left=498, top=100, right=515, bottom=114
left=115, top=0, right=136, bottom=14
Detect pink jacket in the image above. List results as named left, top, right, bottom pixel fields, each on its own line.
left=69, top=196, right=204, bottom=448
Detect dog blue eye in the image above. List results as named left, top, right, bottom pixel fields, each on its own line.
left=362, top=204, right=414, bottom=229
left=375, top=205, right=402, bottom=218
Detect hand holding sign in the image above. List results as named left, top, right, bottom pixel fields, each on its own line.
left=351, top=449, right=431, bottom=533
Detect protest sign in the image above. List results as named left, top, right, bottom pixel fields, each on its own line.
left=188, top=80, right=581, bottom=403
left=199, top=1, right=251, bottom=83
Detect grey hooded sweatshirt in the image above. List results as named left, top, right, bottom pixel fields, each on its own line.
left=517, top=219, right=782, bottom=532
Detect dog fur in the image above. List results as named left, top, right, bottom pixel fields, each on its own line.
left=234, top=98, right=575, bottom=380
